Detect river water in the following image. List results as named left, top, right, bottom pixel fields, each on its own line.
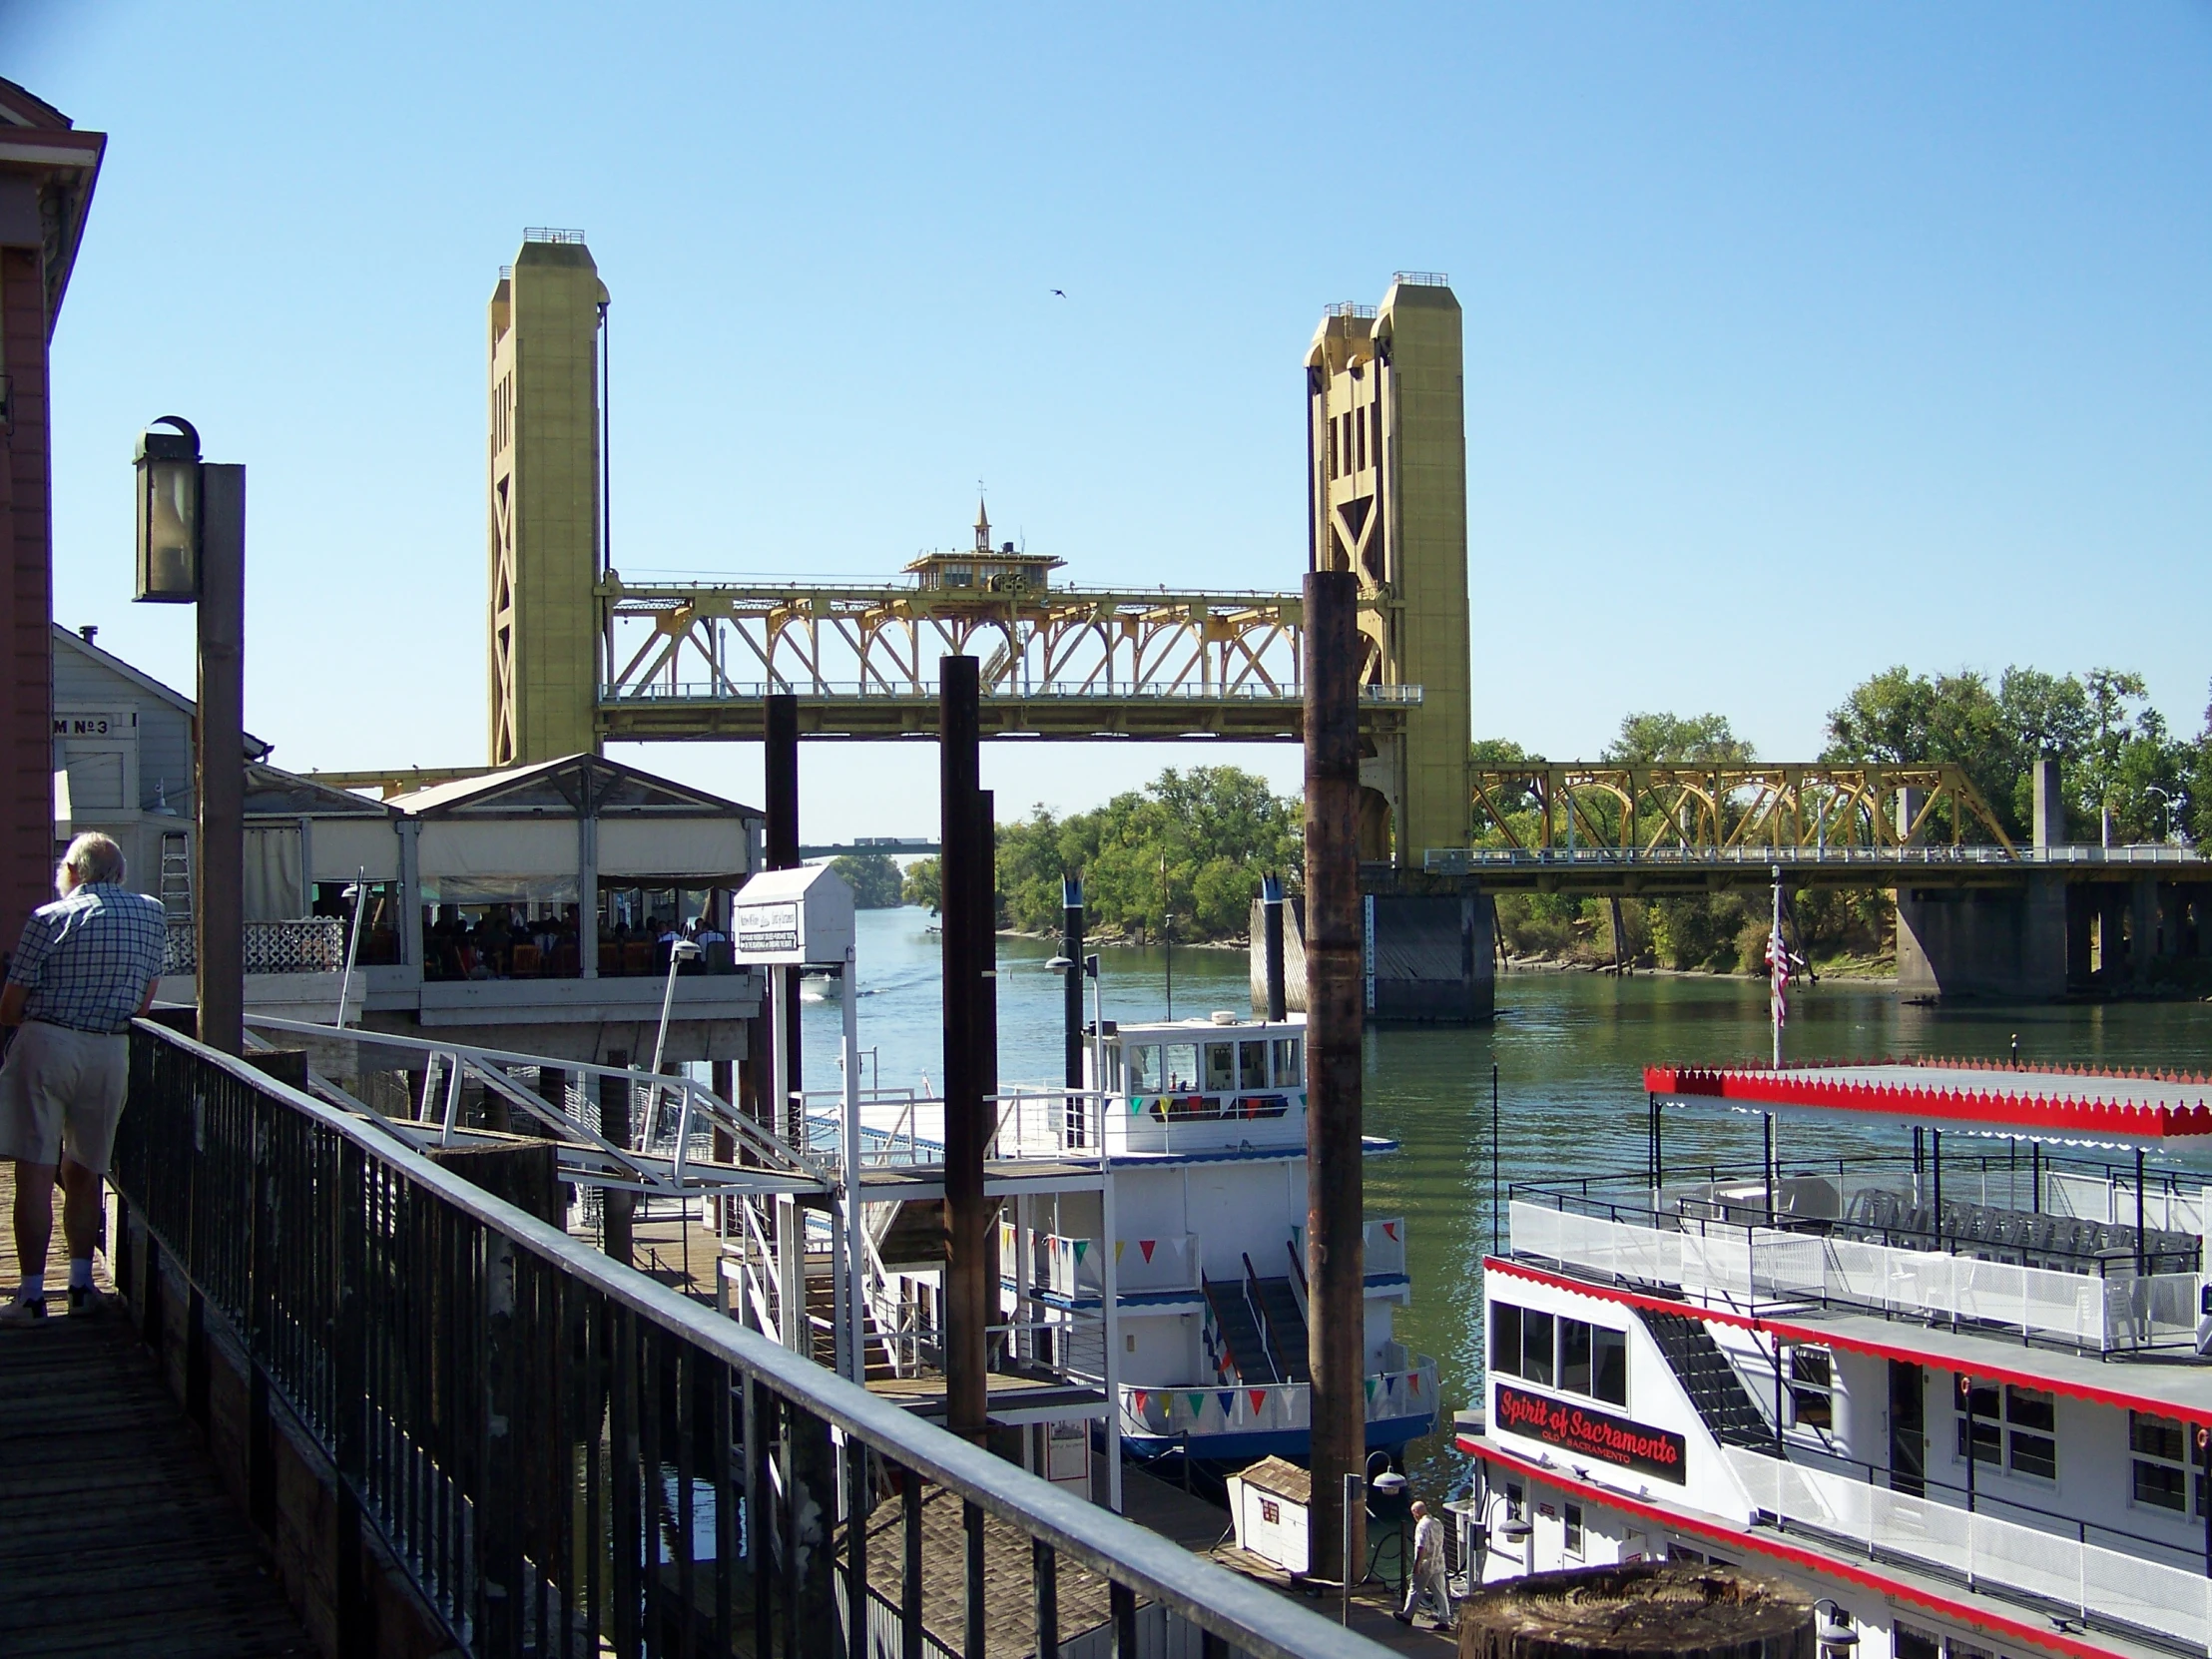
left=799, top=905, right=2212, bottom=1507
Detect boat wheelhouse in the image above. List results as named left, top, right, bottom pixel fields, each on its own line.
left=1459, top=1057, right=2212, bottom=1659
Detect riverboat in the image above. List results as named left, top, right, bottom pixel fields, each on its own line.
left=845, top=1010, right=1437, bottom=1484
left=1457, top=1057, right=2212, bottom=1659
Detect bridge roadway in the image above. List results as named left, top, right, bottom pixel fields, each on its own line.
left=0, top=1164, right=311, bottom=1657
left=1418, top=842, right=2212, bottom=895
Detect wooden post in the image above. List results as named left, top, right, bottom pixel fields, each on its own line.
left=195, top=464, right=246, bottom=1055
left=940, top=658, right=988, bottom=1441
left=1303, top=569, right=1365, bottom=1587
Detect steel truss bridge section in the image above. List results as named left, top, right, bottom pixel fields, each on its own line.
left=595, top=575, right=1422, bottom=741
left=1440, top=762, right=2212, bottom=893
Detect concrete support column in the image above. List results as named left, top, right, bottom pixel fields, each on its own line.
left=2031, top=758, right=2065, bottom=849
left=2132, top=877, right=2160, bottom=981
left=2064, top=887, right=2095, bottom=989
left=1895, top=879, right=2066, bottom=1001
left=2098, top=887, right=2129, bottom=983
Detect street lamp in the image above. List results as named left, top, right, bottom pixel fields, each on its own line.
left=1812, top=1600, right=1859, bottom=1651
left=2146, top=785, right=2174, bottom=844
left=133, top=416, right=246, bottom=1055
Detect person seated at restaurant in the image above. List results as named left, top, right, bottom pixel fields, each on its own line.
left=475, top=909, right=513, bottom=977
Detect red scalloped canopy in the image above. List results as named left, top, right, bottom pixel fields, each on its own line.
left=1644, top=1058, right=2212, bottom=1141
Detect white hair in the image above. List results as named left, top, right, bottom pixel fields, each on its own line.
left=58, top=831, right=126, bottom=892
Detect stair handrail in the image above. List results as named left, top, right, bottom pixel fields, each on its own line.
left=1200, top=1280, right=1245, bottom=1383
left=1240, top=1253, right=1280, bottom=1381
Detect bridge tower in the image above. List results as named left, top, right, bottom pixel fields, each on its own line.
left=487, top=230, right=606, bottom=767
left=1306, top=276, right=1470, bottom=868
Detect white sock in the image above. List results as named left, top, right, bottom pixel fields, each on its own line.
left=68, top=1259, right=93, bottom=1292
left=16, top=1275, right=44, bottom=1303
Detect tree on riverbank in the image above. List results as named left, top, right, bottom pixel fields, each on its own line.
left=899, top=767, right=1300, bottom=941
left=829, top=850, right=905, bottom=908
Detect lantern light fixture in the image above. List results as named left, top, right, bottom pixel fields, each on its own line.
left=134, top=414, right=203, bottom=602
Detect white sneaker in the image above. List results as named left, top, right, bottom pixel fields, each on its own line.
left=0, top=1297, right=49, bottom=1325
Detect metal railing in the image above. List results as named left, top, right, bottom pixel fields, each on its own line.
left=1119, top=1359, right=1437, bottom=1441
left=1726, top=1446, right=2212, bottom=1652
left=1510, top=1198, right=2201, bottom=1353
left=112, top=1020, right=1389, bottom=1659
left=606, top=680, right=1422, bottom=708
left=1426, top=842, right=2211, bottom=873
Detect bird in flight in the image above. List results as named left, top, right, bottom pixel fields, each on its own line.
left=1050, top=287, right=1067, bottom=297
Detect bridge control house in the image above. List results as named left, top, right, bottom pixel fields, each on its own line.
left=1461, top=1058, right=2212, bottom=1659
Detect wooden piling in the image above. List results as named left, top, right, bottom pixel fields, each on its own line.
left=940, top=658, right=989, bottom=1440
left=1303, top=569, right=1365, bottom=1585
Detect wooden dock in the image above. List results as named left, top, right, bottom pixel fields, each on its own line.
left=0, top=1163, right=312, bottom=1656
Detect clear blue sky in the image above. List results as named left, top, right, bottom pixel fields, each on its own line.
left=12, top=2, right=2209, bottom=838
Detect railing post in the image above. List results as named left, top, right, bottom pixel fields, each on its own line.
left=752, top=1376, right=777, bottom=1659
left=902, top=1470, right=924, bottom=1659
left=332, top=1137, right=369, bottom=1659
left=1033, top=1536, right=1060, bottom=1659
left=789, top=1399, right=838, bottom=1659
left=847, top=1432, right=870, bottom=1659
left=478, top=1232, right=518, bottom=1654
left=965, top=1498, right=987, bottom=1659
left=247, top=1092, right=276, bottom=1534
left=1111, top=1580, right=1138, bottom=1659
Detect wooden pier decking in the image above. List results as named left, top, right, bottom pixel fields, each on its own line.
left=0, top=1163, right=312, bottom=1657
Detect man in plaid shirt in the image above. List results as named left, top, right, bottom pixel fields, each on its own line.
left=0, top=832, right=167, bottom=1321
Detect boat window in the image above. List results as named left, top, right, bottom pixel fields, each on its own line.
left=1272, top=1038, right=1303, bottom=1088
left=1562, top=1501, right=1583, bottom=1558
left=1520, top=1309, right=1554, bottom=1387
left=1958, top=1380, right=2055, bottom=1479
left=1127, top=1045, right=1163, bottom=1093
left=1592, top=1326, right=1627, bottom=1406
left=1238, top=1041, right=1268, bottom=1089
left=1490, top=1303, right=1520, bottom=1380
left=1162, top=1043, right=1199, bottom=1092
left=1202, top=1043, right=1235, bottom=1092
left=1559, top=1319, right=1591, bottom=1395
left=1894, top=1626, right=1939, bottom=1659
left=2130, top=1410, right=2208, bottom=1514
left=1788, top=1346, right=1833, bottom=1430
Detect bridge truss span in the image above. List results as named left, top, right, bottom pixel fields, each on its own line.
left=596, top=575, right=1418, bottom=740
left=1471, top=761, right=2016, bottom=853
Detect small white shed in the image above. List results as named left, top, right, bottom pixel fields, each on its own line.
left=1227, top=1456, right=1311, bottom=1575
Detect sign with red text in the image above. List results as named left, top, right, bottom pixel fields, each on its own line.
left=1493, top=1382, right=1686, bottom=1484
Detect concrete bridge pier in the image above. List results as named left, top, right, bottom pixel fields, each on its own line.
left=1250, top=883, right=1496, bottom=1022
left=1895, top=879, right=2068, bottom=1001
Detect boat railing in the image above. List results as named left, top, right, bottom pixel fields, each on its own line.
left=1508, top=1196, right=2203, bottom=1354
left=1724, top=1443, right=2212, bottom=1653
left=1117, top=1356, right=1437, bottom=1439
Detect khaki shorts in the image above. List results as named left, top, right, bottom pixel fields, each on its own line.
left=0, top=1021, right=129, bottom=1173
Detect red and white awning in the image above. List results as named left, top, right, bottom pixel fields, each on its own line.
left=1646, top=1059, right=2212, bottom=1144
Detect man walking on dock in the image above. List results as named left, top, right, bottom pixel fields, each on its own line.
left=1395, top=1499, right=1452, bottom=1628
left=0, top=834, right=166, bottom=1322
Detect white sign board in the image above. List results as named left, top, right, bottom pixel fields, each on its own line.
left=729, top=864, right=854, bottom=966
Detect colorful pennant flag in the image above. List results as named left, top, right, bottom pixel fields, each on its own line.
left=1249, top=1388, right=1267, bottom=1414
left=1364, top=1378, right=1378, bottom=1401
left=1114, top=1240, right=1125, bottom=1262
left=1219, top=1390, right=1237, bottom=1419
left=1133, top=1389, right=1149, bottom=1412
left=1072, top=1240, right=1088, bottom=1263
left=1382, top=1222, right=1398, bottom=1242
left=1188, top=1392, right=1207, bottom=1417
left=1408, top=1371, right=1420, bottom=1393
left=1139, top=1240, right=1157, bottom=1264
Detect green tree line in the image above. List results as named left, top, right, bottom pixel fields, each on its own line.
left=901, top=766, right=1301, bottom=942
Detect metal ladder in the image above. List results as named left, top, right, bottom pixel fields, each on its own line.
left=158, top=831, right=192, bottom=919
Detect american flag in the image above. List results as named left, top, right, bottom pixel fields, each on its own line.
left=1765, top=875, right=1796, bottom=1065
